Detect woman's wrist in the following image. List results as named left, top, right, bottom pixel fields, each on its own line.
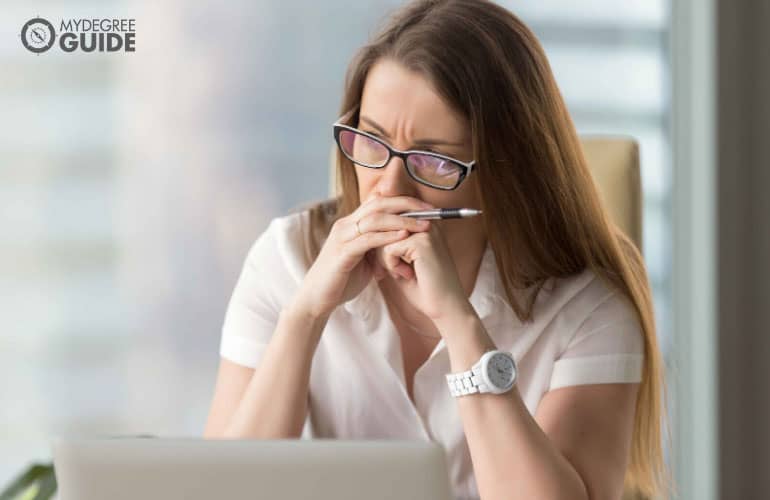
left=282, top=297, right=331, bottom=344
left=434, top=304, right=497, bottom=371
left=431, top=297, right=478, bottom=333
left=287, top=288, right=333, bottom=322
left=283, top=300, right=330, bottom=324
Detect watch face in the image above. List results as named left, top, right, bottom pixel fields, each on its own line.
left=487, top=352, right=515, bottom=389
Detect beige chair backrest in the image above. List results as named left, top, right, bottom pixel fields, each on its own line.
left=580, top=136, right=643, bottom=250
left=329, top=136, right=642, bottom=250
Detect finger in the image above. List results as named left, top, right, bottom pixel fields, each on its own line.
left=354, top=194, right=435, bottom=221
left=341, top=203, right=431, bottom=243
left=395, top=262, right=415, bottom=280
left=382, top=238, right=415, bottom=280
left=342, top=229, right=409, bottom=266
left=357, top=212, right=430, bottom=235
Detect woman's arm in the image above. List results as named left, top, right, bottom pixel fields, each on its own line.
left=204, top=302, right=329, bottom=439
left=205, top=195, right=430, bottom=439
left=437, top=306, right=637, bottom=500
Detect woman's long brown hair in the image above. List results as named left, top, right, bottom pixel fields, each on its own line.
left=301, top=1, right=670, bottom=497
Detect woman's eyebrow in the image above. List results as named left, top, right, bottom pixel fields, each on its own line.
left=359, top=115, right=465, bottom=147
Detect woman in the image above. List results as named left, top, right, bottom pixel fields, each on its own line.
left=204, top=1, right=669, bottom=499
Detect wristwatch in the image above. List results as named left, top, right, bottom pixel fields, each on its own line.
left=445, top=350, right=517, bottom=397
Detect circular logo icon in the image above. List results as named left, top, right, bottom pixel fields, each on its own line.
left=21, top=17, right=56, bottom=53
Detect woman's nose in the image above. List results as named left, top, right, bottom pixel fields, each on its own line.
left=374, top=155, right=415, bottom=195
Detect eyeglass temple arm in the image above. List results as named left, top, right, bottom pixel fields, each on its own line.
left=333, top=106, right=359, bottom=126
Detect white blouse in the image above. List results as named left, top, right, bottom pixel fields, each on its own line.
left=218, top=208, right=645, bottom=500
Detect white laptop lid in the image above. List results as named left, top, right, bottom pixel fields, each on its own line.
left=52, top=437, right=452, bottom=500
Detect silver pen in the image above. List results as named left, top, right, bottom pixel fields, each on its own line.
left=398, top=208, right=483, bottom=220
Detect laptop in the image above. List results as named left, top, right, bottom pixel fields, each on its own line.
left=52, top=437, right=453, bottom=500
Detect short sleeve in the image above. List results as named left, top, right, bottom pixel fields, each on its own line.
left=218, top=214, right=314, bottom=439
left=219, top=218, right=281, bottom=367
left=548, top=288, right=646, bottom=391
left=219, top=215, right=304, bottom=368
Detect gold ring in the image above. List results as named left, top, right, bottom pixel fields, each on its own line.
left=355, top=219, right=363, bottom=236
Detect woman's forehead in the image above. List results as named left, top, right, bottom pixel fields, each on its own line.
left=360, top=60, right=468, bottom=141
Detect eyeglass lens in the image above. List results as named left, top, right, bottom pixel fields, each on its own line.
left=338, top=129, right=462, bottom=189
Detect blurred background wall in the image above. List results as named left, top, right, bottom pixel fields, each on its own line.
left=4, top=0, right=765, bottom=498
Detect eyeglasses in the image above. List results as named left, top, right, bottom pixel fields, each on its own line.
left=332, top=110, right=476, bottom=191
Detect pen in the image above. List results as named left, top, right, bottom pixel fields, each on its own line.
left=398, top=208, right=483, bottom=220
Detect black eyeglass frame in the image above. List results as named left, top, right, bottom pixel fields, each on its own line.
left=332, top=111, right=476, bottom=191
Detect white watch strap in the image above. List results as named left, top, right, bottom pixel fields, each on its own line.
left=445, top=367, right=487, bottom=397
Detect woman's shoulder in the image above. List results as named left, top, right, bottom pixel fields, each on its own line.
left=539, top=267, right=638, bottom=328
left=549, top=266, right=615, bottom=299
left=246, top=198, right=338, bottom=284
